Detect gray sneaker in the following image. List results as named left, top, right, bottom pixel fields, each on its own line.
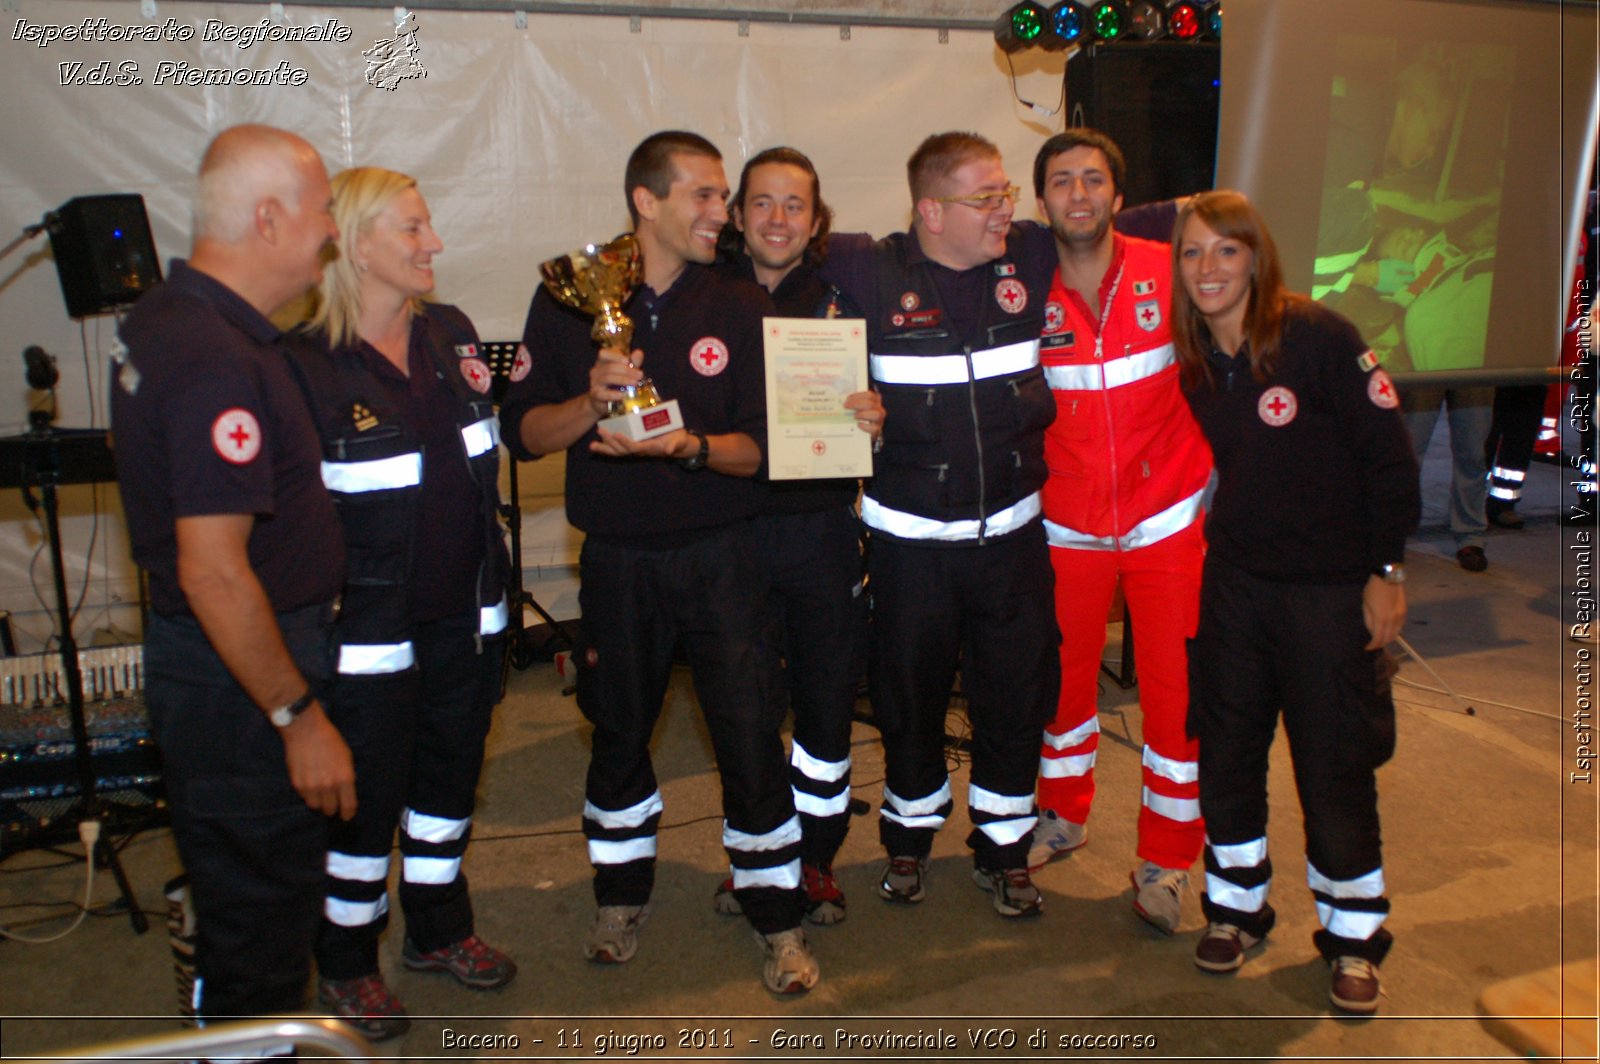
left=1130, top=860, right=1189, bottom=934
left=758, top=927, right=820, bottom=995
left=971, top=866, right=1043, bottom=917
left=1027, top=810, right=1087, bottom=870
left=583, top=904, right=651, bottom=964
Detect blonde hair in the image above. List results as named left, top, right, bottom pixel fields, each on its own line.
left=309, top=166, right=420, bottom=348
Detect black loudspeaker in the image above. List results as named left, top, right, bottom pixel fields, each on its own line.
left=1065, top=42, right=1221, bottom=208
left=47, top=194, right=162, bottom=318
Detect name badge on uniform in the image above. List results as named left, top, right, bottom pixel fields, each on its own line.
left=1041, top=332, right=1075, bottom=352
left=889, top=308, right=944, bottom=330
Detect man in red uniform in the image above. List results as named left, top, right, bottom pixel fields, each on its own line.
left=1026, top=130, right=1213, bottom=933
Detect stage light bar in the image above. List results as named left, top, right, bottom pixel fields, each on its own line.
left=995, top=1, right=1049, bottom=53
left=994, top=0, right=1217, bottom=49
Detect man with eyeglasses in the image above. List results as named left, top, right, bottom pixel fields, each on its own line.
left=822, top=131, right=1059, bottom=918
left=1024, top=129, right=1213, bottom=937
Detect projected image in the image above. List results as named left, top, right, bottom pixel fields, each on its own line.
left=1313, top=37, right=1510, bottom=371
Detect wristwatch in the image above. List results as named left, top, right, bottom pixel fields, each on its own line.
left=678, top=431, right=709, bottom=472
left=1374, top=563, right=1406, bottom=585
left=268, top=690, right=315, bottom=729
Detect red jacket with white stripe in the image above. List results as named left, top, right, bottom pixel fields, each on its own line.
left=1041, top=235, right=1213, bottom=548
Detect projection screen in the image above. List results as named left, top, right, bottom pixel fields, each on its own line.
left=1215, top=0, right=1597, bottom=385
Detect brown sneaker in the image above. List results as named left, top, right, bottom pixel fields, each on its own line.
left=1329, top=955, right=1382, bottom=1014
left=1193, top=922, right=1263, bottom=973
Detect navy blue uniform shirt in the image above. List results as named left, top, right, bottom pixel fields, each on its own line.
left=112, top=260, right=343, bottom=617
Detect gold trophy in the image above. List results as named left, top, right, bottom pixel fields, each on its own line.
left=540, top=233, right=683, bottom=440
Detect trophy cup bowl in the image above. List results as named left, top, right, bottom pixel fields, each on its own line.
left=539, top=233, right=682, bottom=438
left=541, top=234, right=660, bottom=415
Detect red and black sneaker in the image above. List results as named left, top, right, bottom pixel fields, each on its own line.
left=401, top=935, right=517, bottom=990
left=316, top=972, right=410, bottom=1041
left=802, top=862, right=846, bottom=926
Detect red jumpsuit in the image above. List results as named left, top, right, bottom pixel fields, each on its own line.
left=1037, top=234, right=1213, bottom=870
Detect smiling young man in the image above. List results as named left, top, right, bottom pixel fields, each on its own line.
left=1024, top=129, right=1214, bottom=936
left=709, top=148, right=883, bottom=928
left=500, top=131, right=818, bottom=995
left=821, top=131, right=1060, bottom=919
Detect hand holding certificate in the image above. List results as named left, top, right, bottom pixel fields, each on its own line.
left=763, top=317, right=877, bottom=480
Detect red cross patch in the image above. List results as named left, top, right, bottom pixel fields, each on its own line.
left=900, top=291, right=920, bottom=311
left=1044, top=301, right=1065, bottom=334
left=891, top=313, right=906, bottom=327
left=690, top=337, right=729, bottom=376
left=812, top=440, right=827, bottom=456
left=1258, top=386, right=1298, bottom=427
left=459, top=357, right=492, bottom=394
left=1135, top=299, right=1162, bottom=332
left=211, top=408, right=262, bottom=464
left=1367, top=369, right=1398, bottom=409
left=509, top=344, right=533, bottom=383
left=995, top=278, right=1027, bottom=314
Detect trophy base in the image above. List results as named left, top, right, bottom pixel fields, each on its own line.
left=598, top=399, right=683, bottom=442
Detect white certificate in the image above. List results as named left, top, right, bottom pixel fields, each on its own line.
left=763, top=317, right=873, bottom=480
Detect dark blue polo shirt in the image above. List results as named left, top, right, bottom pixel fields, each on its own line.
left=112, top=260, right=343, bottom=617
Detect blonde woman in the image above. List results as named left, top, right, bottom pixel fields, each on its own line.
left=293, top=168, right=515, bottom=1039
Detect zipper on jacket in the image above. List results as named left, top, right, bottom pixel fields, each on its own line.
left=966, top=342, right=988, bottom=543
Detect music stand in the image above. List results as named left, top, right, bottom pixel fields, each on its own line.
left=0, top=428, right=150, bottom=934
left=479, top=342, right=578, bottom=670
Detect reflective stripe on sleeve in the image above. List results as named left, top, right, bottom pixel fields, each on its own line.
left=461, top=416, right=499, bottom=458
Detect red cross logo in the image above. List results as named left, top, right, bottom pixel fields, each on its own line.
left=509, top=344, right=532, bottom=383
left=210, top=408, right=262, bottom=464
left=1368, top=369, right=1398, bottom=409
left=1258, top=386, right=1298, bottom=427
left=812, top=440, right=827, bottom=455
left=460, top=357, right=491, bottom=394
left=995, top=278, right=1027, bottom=314
left=1044, top=301, right=1065, bottom=334
left=1135, top=298, right=1162, bottom=332
left=689, top=337, right=729, bottom=376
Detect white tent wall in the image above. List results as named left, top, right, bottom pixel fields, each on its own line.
left=0, top=0, right=1068, bottom=653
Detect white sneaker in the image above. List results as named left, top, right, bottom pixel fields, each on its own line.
left=1027, top=810, right=1087, bottom=871
left=1129, top=860, right=1188, bottom=934
left=583, top=904, right=650, bottom=964
left=758, top=927, right=820, bottom=995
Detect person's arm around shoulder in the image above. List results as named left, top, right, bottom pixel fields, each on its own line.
left=176, top=513, right=356, bottom=819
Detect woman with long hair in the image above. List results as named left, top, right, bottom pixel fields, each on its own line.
left=1170, top=190, right=1419, bottom=1015
left=295, top=168, right=515, bottom=1040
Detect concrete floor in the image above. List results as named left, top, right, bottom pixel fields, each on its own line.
left=0, top=439, right=1594, bottom=1062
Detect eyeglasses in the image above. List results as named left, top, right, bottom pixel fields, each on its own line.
left=934, top=184, right=1020, bottom=212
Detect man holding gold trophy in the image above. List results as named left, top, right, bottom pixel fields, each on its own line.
left=499, top=131, right=820, bottom=995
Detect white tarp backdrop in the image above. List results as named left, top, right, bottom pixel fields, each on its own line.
left=0, top=0, right=1070, bottom=653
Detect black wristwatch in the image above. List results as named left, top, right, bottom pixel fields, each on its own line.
left=678, top=431, right=709, bottom=472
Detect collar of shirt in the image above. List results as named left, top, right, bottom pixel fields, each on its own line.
left=164, top=259, right=282, bottom=346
